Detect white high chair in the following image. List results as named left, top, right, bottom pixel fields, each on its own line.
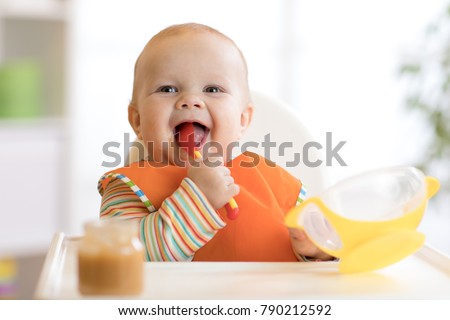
left=126, top=90, right=328, bottom=197
left=241, top=90, right=328, bottom=197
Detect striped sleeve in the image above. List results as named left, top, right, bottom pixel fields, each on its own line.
left=100, top=178, right=150, bottom=221
left=296, top=183, right=307, bottom=206
left=99, top=176, right=226, bottom=261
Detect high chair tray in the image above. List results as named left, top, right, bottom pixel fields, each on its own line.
left=35, top=232, right=450, bottom=299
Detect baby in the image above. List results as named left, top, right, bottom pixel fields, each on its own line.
left=98, top=23, right=333, bottom=262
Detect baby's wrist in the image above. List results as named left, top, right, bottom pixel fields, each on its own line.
left=294, top=251, right=338, bottom=262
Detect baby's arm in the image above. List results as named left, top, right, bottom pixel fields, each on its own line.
left=288, top=227, right=335, bottom=261
left=100, top=177, right=226, bottom=261
left=288, top=187, right=335, bottom=262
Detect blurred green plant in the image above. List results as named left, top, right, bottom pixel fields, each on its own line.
left=400, top=3, right=450, bottom=192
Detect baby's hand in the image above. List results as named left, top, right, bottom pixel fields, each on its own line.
left=288, top=227, right=335, bottom=261
left=187, top=155, right=239, bottom=210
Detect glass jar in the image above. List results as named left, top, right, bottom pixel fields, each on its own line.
left=77, top=219, right=144, bottom=296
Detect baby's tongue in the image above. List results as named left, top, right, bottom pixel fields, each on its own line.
left=176, top=122, right=205, bottom=154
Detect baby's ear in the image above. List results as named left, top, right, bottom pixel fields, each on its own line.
left=128, top=103, right=142, bottom=139
left=239, top=102, right=254, bottom=136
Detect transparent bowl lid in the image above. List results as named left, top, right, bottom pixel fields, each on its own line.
left=298, top=167, right=427, bottom=252
left=320, top=166, right=426, bottom=221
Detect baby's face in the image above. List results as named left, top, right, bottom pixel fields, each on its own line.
left=129, top=31, right=253, bottom=165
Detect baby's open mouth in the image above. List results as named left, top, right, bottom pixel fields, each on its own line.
left=174, top=122, right=209, bottom=150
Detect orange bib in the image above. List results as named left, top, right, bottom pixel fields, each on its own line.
left=103, top=152, right=302, bottom=261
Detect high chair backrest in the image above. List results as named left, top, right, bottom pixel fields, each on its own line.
left=241, top=90, right=328, bottom=197
left=125, top=90, right=328, bottom=197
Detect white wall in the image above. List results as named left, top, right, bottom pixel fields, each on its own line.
left=66, top=0, right=450, bottom=253
left=288, top=0, right=447, bottom=182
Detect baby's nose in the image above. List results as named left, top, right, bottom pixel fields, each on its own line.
left=176, top=93, right=205, bottom=109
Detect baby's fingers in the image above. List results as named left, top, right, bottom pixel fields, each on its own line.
left=225, top=177, right=240, bottom=197
left=203, top=156, right=223, bottom=168
left=203, top=145, right=226, bottom=167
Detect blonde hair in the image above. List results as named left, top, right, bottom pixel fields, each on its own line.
left=130, top=23, right=249, bottom=105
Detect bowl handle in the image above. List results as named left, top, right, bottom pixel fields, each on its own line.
left=425, top=176, right=440, bottom=199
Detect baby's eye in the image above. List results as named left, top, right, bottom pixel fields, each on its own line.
left=204, top=86, right=222, bottom=93
left=158, top=86, right=178, bottom=93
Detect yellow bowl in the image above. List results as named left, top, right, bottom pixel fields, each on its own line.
left=285, top=167, right=440, bottom=273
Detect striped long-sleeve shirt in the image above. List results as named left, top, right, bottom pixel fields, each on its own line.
left=100, top=176, right=226, bottom=261
left=98, top=151, right=308, bottom=262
